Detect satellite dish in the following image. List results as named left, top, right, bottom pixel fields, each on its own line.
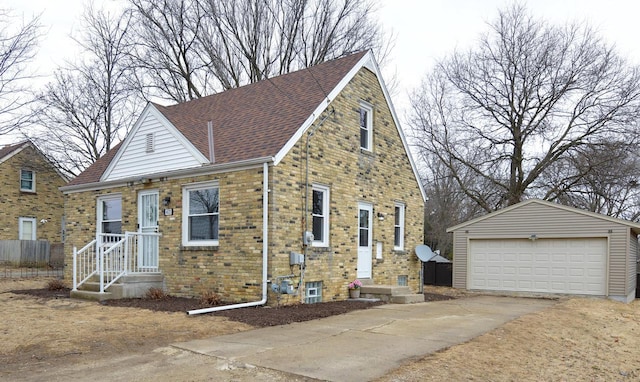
left=415, top=244, right=435, bottom=262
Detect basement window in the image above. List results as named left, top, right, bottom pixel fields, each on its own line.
left=305, top=281, right=322, bottom=304
left=397, top=275, right=408, bottom=286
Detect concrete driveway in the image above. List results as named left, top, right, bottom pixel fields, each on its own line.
left=174, top=295, right=556, bottom=381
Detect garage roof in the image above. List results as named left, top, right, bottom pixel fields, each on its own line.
left=447, top=199, right=640, bottom=235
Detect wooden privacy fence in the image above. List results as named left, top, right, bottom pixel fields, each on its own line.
left=0, top=240, right=64, bottom=267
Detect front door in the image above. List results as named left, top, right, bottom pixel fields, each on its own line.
left=138, top=190, right=159, bottom=269
left=357, top=202, right=373, bottom=279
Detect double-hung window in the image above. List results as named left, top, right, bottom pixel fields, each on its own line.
left=394, top=202, right=405, bottom=250
left=311, top=184, right=330, bottom=247
left=20, top=169, right=35, bottom=192
left=183, top=182, right=219, bottom=246
left=359, top=102, right=373, bottom=151
left=98, top=195, right=122, bottom=235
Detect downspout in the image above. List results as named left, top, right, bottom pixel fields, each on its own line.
left=187, top=161, right=270, bottom=315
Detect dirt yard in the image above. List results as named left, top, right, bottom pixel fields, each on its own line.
left=2, top=278, right=639, bottom=381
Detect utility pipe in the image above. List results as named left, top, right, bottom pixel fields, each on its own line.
left=188, top=162, right=270, bottom=315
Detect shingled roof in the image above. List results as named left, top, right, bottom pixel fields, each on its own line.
left=0, top=140, right=29, bottom=161
left=67, top=51, right=368, bottom=187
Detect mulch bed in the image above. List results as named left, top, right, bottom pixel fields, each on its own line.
left=10, top=287, right=457, bottom=328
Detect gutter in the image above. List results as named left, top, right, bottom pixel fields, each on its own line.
left=61, top=156, right=274, bottom=194
left=187, top=161, right=270, bottom=315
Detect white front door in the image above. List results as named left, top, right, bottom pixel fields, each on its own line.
left=357, top=202, right=373, bottom=279
left=138, top=190, right=159, bottom=268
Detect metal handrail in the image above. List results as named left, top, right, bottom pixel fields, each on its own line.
left=73, top=232, right=161, bottom=294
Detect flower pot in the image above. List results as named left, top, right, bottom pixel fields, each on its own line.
left=349, top=288, right=360, bottom=299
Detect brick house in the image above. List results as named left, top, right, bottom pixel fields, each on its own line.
left=62, top=51, right=426, bottom=308
left=0, top=140, right=67, bottom=243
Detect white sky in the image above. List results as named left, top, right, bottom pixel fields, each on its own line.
left=5, top=0, right=640, bottom=136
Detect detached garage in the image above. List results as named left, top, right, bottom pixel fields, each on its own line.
left=448, top=199, right=640, bottom=303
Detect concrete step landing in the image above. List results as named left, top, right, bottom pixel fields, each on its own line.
left=359, top=284, right=424, bottom=304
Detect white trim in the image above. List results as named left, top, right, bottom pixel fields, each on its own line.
left=101, top=103, right=210, bottom=181
left=0, top=142, right=28, bottom=165
left=182, top=181, right=220, bottom=247
left=96, top=194, right=122, bottom=235
left=18, top=217, right=36, bottom=240
left=359, top=101, right=373, bottom=151
left=311, top=184, right=330, bottom=247
left=394, top=202, right=405, bottom=251
left=20, top=169, right=35, bottom=192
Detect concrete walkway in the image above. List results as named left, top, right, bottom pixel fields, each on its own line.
left=174, top=295, right=556, bottom=381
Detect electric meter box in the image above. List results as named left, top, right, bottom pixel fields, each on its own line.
left=290, top=252, right=305, bottom=265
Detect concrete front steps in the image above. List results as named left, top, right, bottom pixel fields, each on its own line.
left=70, top=273, right=164, bottom=302
left=359, top=285, right=424, bottom=304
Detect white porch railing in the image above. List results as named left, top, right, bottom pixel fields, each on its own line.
left=72, top=232, right=161, bottom=293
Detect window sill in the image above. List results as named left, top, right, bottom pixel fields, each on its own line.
left=393, top=249, right=407, bottom=255
left=180, top=245, right=219, bottom=251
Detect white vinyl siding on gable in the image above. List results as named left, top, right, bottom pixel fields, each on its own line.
left=103, top=107, right=207, bottom=181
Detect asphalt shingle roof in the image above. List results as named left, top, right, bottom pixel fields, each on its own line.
left=68, top=51, right=367, bottom=187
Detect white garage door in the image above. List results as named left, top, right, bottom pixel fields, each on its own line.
left=468, top=238, right=607, bottom=295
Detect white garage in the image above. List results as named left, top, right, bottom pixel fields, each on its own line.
left=448, top=199, right=640, bottom=303
left=468, top=238, right=606, bottom=295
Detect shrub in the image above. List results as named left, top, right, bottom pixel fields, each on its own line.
left=199, top=290, right=221, bottom=306
left=144, top=287, right=168, bottom=300
left=46, top=278, right=66, bottom=291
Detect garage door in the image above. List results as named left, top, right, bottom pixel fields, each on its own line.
left=468, top=238, right=607, bottom=295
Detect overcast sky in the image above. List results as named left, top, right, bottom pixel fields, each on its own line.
left=6, top=0, right=640, bottom=129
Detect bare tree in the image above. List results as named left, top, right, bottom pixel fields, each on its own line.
left=410, top=4, right=640, bottom=214
left=0, top=9, right=42, bottom=134
left=126, top=0, right=390, bottom=102
left=33, top=6, right=140, bottom=177
left=544, top=141, right=640, bottom=221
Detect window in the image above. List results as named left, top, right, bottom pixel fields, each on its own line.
left=359, top=102, right=373, bottom=150
left=394, top=202, right=405, bottom=250
left=19, top=217, right=36, bottom=240
left=183, top=182, right=219, bottom=246
left=305, top=281, right=322, bottom=304
left=20, top=169, right=35, bottom=192
left=98, top=195, right=122, bottom=234
left=397, top=275, right=408, bottom=286
left=311, top=184, right=329, bottom=247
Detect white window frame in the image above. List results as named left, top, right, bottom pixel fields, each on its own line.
left=311, top=184, right=330, bottom=247
left=97, top=194, right=123, bottom=235
left=182, top=181, right=220, bottom=247
left=20, top=169, right=35, bottom=192
left=394, top=202, right=405, bottom=250
left=19, top=217, right=37, bottom=240
left=359, top=102, right=373, bottom=151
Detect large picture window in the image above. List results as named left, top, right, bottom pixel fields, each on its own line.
left=183, top=183, right=219, bottom=246
left=311, top=184, right=329, bottom=247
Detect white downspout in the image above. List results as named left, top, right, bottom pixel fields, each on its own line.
left=188, top=162, right=270, bottom=315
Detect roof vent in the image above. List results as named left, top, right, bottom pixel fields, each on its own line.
left=145, top=133, right=155, bottom=153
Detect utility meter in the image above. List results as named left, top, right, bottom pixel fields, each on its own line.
left=303, top=231, right=314, bottom=245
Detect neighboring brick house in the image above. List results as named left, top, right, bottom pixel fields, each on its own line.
left=0, top=140, right=67, bottom=243
left=62, top=51, right=426, bottom=306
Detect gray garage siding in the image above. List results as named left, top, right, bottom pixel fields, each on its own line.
left=450, top=201, right=633, bottom=299
left=630, top=234, right=639, bottom=295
